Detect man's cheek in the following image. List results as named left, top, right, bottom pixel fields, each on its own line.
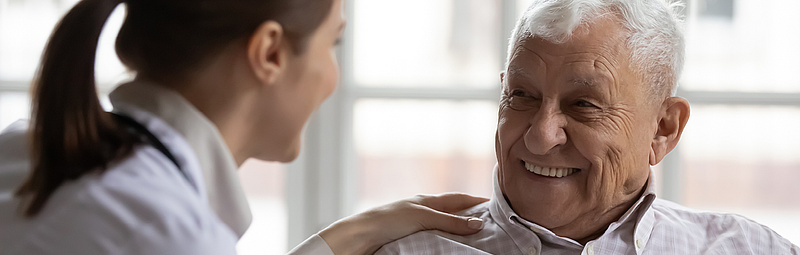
left=495, top=115, right=516, bottom=162
left=599, top=107, right=637, bottom=137
left=573, top=134, right=624, bottom=195
left=497, top=113, right=526, bottom=142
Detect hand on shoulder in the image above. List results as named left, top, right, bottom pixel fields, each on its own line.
left=319, top=193, right=488, bottom=255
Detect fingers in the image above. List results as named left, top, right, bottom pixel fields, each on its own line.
left=412, top=193, right=488, bottom=236
left=415, top=206, right=485, bottom=235
left=318, top=197, right=486, bottom=255
left=417, top=193, right=490, bottom=213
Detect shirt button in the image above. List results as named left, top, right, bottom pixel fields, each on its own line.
left=636, top=239, right=643, bottom=249
left=586, top=244, right=595, bottom=255
left=527, top=247, right=538, bottom=255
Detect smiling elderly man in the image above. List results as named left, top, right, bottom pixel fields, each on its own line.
left=376, top=0, right=799, bottom=254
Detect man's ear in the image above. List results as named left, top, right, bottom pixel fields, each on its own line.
left=650, top=97, right=690, bottom=165
left=247, top=21, right=286, bottom=85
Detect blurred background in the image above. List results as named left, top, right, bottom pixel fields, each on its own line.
left=1, top=0, right=798, bottom=254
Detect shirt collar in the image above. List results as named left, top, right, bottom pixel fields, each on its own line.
left=109, top=81, right=252, bottom=237
left=488, top=164, right=657, bottom=247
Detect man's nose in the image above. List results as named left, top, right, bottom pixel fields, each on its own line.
left=524, top=103, right=567, bottom=155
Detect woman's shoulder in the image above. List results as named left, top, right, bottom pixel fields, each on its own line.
left=93, top=152, right=239, bottom=254
left=0, top=142, right=236, bottom=254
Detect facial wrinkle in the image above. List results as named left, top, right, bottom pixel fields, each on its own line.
left=519, top=44, right=549, bottom=75
left=593, top=58, right=622, bottom=99
left=604, top=145, right=625, bottom=192
left=599, top=103, right=635, bottom=137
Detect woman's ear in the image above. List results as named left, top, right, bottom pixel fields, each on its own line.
left=247, top=21, right=286, bottom=85
left=649, top=97, right=691, bottom=165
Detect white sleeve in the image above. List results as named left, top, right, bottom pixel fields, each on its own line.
left=125, top=220, right=238, bottom=255
left=287, top=234, right=335, bottom=255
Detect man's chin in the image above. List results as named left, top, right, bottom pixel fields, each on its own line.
left=517, top=206, right=578, bottom=229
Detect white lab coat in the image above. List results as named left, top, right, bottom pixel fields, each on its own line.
left=0, top=82, right=333, bottom=254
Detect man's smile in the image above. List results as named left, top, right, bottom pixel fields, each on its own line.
left=523, top=160, right=581, bottom=178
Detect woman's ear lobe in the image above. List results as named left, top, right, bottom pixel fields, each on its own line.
left=650, top=97, right=691, bottom=165
left=247, top=21, right=285, bottom=85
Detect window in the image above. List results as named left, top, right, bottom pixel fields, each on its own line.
left=674, top=0, right=800, bottom=243
left=697, top=0, right=734, bottom=19
left=353, top=99, right=497, bottom=211
left=237, top=161, right=288, bottom=255
left=348, top=0, right=502, bottom=211
left=284, top=0, right=513, bottom=248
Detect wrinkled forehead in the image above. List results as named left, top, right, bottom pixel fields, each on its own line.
left=507, top=15, right=630, bottom=77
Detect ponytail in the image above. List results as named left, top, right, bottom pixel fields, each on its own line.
left=16, top=0, right=137, bottom=217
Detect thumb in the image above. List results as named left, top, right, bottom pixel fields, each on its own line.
left=416, top=208, right=485, bottom=236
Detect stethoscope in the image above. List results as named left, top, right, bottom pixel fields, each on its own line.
left=110, top=112, right=195, bottom=188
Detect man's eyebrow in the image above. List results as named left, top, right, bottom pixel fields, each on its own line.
left=569, top=78, right=595, bottom=88
left=568, top=74, right=612, bottom=88
left=507, top=68, right=537, bottom=83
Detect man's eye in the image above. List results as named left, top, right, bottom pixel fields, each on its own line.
left=575, top=100, right=598, bottom=108
left=506, top=89, right=537, bottom=111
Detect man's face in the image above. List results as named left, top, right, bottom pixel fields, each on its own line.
left=496, top=16, right=658, bottom=240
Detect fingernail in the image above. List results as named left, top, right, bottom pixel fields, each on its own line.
left=467, top=218, right=484, bottom=230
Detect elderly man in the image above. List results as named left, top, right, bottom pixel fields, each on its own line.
left=377, top=0, right=799, bottom=254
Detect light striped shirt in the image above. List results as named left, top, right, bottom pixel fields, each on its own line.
left=377, top=167, right=799, bottom=255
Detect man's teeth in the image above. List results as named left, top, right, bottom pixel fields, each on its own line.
left=524, top=162, right=579, bottom=178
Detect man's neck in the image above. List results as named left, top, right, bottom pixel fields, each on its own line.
left=568, top=183, right=649, bottom=245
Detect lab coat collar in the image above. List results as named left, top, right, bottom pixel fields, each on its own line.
left=109, top=81, right=252, bottom=237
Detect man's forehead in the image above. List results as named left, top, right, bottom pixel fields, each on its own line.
left=515, top=37, right=622, bottom=62
left=509, top=39, right=617, bottom=78
left=511, top=14, right=628, bottom=62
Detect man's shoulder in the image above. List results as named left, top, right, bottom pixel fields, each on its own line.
left=647, top=198, right=799, bottom=253
left=376, top=201, right=499, bottom=255
left=377, top=231, right=493, bottom=255
left=650, top=198, right=770, bottom=230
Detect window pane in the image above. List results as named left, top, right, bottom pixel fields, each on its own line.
left=516, top=0, right=534, bottom=18
left=237, top=160, right=287, bottom=255
left=0, top=0, right=66, bottom=81
left=697, top=0, right=734, bottom=19
left=353, top=99, right=497, bottom=211
left=0, top=92, right=30, bottom=130
left=351, top=0, right=501, bottom=88
left=682, top=0, right=800, bottom=92
left=0, top=0, right=129, bottom=89
left=680, top=105, right=800, bottom=244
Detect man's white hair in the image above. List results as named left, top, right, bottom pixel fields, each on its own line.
left=508, top=0, right=685, bottom=98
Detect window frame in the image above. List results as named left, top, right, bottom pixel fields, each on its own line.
left=284, top=0, right=515, bottom=248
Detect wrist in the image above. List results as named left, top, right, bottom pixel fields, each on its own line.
left=319, top=216, right=379, bottom=255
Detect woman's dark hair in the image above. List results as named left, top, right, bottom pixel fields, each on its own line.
left=16, top=0, right=333, bottom=217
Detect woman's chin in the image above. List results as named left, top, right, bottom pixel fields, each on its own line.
left=279, top=148, right=301, bottom=163
left=273, top=141, right=301, bottom=163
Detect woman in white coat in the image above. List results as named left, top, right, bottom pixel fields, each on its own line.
left=0, top=0, right=486, bottom=254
